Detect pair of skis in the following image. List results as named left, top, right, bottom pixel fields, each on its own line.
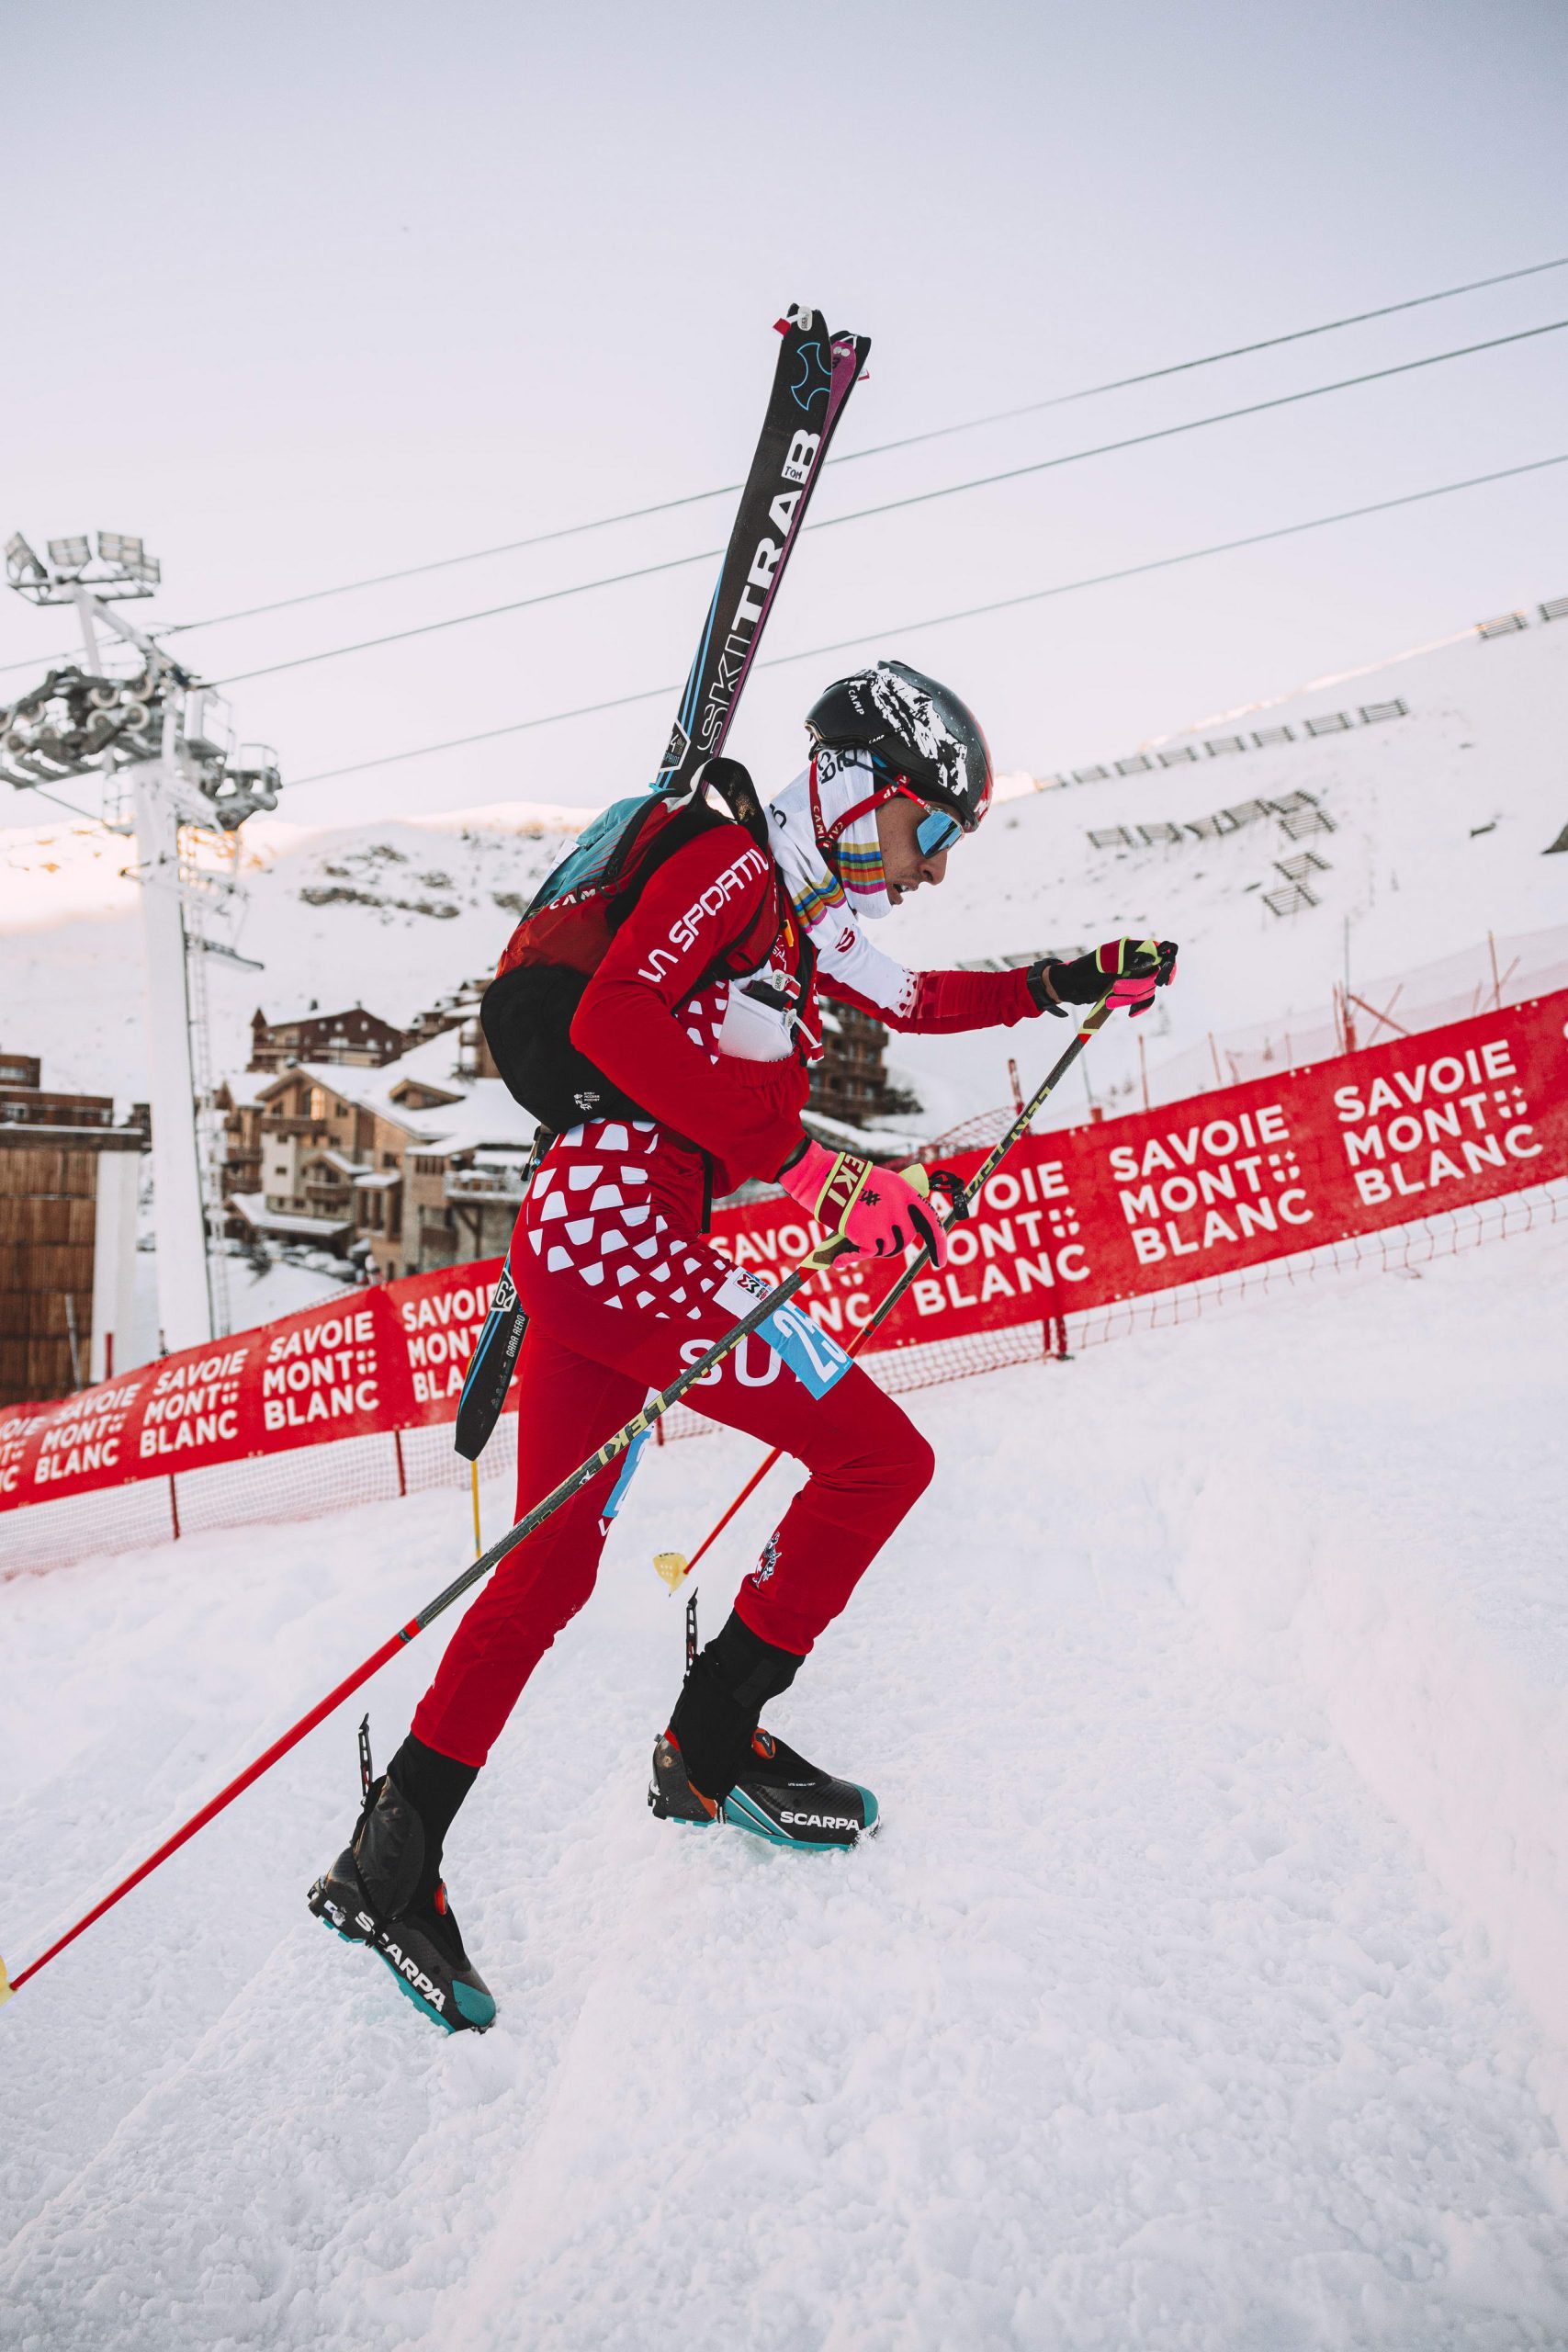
left=454, top=306, right=871, bottom=1464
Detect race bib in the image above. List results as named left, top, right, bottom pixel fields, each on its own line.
left=715, top=1267, right=852, bottom=1400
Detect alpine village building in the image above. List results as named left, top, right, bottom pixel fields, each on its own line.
left=220, top=981, right=915, bottom=1285
left=0, top=1053, right=148, bottom=1408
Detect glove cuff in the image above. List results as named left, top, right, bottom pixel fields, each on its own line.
left=1025, top=961, right=1069, bottom=1017
left=778, top=1137, right=874, bottom=1231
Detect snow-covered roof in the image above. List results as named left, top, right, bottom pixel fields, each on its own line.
left=353, top=1169, right=401, bottom=1191
left=414, top=1079, right=538, bottom=1158
left=271, top=1055, right=459, bottom=1136
left=231, top=1193, right=352, bottom=1238
left=254, top=1001, right=390, bottom=1029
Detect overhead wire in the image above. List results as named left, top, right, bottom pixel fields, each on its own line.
left=6, top=781, right=101, bottom=823
left=3, top=254, right=1563, bottom=684
left=283, top=450, right=1568, bottom=786
left=145, top=251, right=1568, bottom=641
left=211, top=317, right=1568, bottom=687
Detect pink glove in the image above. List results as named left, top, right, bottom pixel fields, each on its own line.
left=779, top=1139, right=950, bottom=1267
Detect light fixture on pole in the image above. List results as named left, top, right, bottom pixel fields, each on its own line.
left=7, top=529, right=162, bottom=603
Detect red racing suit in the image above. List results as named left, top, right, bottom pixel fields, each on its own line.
left=412, top=821, right=1046, bottom=1768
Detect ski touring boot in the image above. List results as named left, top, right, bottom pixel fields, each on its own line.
left=648, top=1604, right=879, bottom=1850
left=308, top=1721, right=495, bottom=2034
left=650, top=1724, right=879, bottom=1849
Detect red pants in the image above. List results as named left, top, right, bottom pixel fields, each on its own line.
left=412, top=1122, right=934, bottom=1767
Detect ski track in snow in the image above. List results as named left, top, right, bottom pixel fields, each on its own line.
left=4, top=1235, right=1567, bottom=2349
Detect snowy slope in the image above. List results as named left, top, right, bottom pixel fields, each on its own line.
left=4, top=1217, right=1567, bottom=2350
left=2, top=610, right=1563, bottom=1132
left=0, top=804, right=579, bottom=1104
left=883, top=606, right=1568, bottom=1130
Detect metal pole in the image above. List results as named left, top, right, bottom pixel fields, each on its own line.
left=62, top=577, right=213, bottom=1352
left=132, top=708, right=213, bottom=1351
left=70, top=582, right=105, bottom=675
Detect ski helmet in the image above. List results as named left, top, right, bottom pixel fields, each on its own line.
left=806, top=661, right=993, bottom=835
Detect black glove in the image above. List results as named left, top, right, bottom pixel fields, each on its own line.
left=1027, top=937, right=1179, bottom=1016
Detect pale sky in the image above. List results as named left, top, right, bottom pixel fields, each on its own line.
left=4, top=0, right=1565, bottom=831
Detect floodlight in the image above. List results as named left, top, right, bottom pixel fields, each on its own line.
left=47, top=536, right=92, bottom=576
left=6, top=532, right=48, bottom=588
left=98, top=531, right=144, bottom=567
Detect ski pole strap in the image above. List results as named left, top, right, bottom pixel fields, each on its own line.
left=453, top=1128, right=551, bottom=1463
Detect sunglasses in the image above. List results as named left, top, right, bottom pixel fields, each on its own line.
left=916, top=805, right=962, bottom=855
left=883, top=779, right=962, bottom=855
left=816, top=756, right=966, bottom=860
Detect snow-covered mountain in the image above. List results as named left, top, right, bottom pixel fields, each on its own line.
left=882, top=601, right=1568, bottom=1128
left=3, top=605, right=1563, bottom=1129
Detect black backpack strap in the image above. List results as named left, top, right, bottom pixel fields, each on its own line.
left=696, top=755, right=771, bottom=854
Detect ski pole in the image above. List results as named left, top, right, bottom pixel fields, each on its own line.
left=0, top=1234, right=851, bottom=2007
left=653, top=988, right=1118, bottom=1593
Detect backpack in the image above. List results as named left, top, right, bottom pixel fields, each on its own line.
left=481, top=761, right=791, bottom=1135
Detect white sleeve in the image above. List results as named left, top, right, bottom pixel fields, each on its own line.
left=808, top=905, right=919, bottom=1021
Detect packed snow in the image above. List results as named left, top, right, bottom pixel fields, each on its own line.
left=4, top=1212, right=1566, bottom=2349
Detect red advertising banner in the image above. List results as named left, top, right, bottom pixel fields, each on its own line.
left=0, top=1288, right=416, bottom=1510
left=710, top=989, right=1568, bottom=1346
left=3, top=990, right=1563, bottom=1521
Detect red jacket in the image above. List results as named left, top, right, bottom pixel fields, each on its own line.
left=570, top=822, right=1041, bottom=1196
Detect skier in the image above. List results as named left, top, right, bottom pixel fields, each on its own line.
left=310, top=660, right=1177, bottom=2030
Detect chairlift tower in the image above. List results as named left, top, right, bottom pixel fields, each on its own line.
left=2, top=532, right=282, bottom=1354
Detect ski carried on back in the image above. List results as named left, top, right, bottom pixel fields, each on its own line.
left=453, top=1240, right=528, bottom=1462
left=454, top=305, right=871, bottom=1464
left=655, top=305, right=870, bottom=791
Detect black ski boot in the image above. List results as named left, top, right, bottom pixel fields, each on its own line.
left=648, top=1610, right=879, bottom=1851
left=308, top=1727, right=494, bottom=2033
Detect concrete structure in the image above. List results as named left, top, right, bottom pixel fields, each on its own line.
left=0, top=1057, right=148, bottom=1403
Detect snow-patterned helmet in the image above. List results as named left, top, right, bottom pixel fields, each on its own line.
left=805, top=661, right=993, bottom=834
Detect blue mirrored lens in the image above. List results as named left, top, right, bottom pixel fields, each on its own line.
left=916, top=807, right=962, bottom=854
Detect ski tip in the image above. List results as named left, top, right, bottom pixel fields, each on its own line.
left=652, top=1551, right=690, bottom=1592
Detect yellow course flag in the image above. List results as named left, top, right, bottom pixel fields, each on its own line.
left=652, top=1551, right=690, bottom=1591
